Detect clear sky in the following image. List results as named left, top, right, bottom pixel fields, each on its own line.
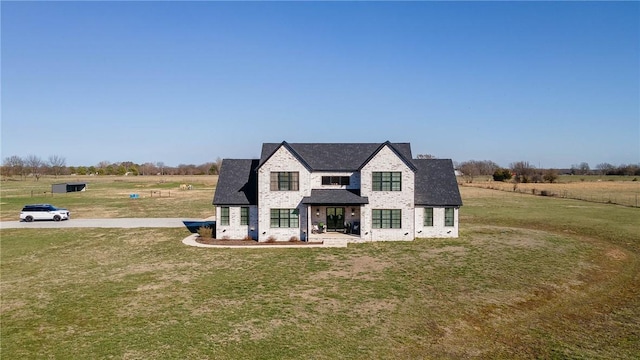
left=2, top=1, right=639, bottom=168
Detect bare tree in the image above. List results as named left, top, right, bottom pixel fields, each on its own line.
left=543, top=169, right=559, bottom=183
left=579, top=162, right=590, bottom=175
left=139, top=162, right=157, bottom=176
left=457, top=160, right=500, bottom=183
left=2, top=155, right=25, bottom=179
left=48, top=155, right=66, bottom=178
left=177, top=164, right=199, bottom=175
left=416, top=154, right=436, bottom=159
left=156, top=161, right=165, bottom=176
left=458, top=161, right=481, bottom=183
left=510, top=161, right=535, bottom=183
left=25, top=155, right=44, bottom=181
left=570, top=162, right=591, bottom=175
left=596, top=163, right=615, bottom=175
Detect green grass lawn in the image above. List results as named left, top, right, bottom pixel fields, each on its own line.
left=0, top=176, right=217, bottom=220
left=1, top=185, right=639, bottom=359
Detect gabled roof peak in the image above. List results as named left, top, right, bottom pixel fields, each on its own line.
left=258, top=141, right=414, bottom=171
left=359, top=141, right=417, bottom=172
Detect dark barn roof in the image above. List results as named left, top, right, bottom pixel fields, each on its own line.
left=413, top=159, right=463, bottom=206
left=259, top=141, right=414, bottom=171
left=212, top=159, right=259, bottom=205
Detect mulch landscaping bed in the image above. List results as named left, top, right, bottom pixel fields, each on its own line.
left=196, top=238, right=323, bottom=246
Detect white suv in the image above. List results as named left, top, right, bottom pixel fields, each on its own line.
left=20, top=204, right=70, bottom=222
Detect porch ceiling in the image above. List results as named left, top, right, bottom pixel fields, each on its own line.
left=302, top=189, right=369, bottom=205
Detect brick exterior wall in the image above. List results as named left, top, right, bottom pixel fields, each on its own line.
left=360, top=145, right=416, bottom=241
left=257, top=146, right=311, bottom=242
left=414, top=207, right=459, bottom=238
left=215, top=205, right=258, bottom=240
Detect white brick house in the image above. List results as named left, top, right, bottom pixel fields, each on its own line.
left=213, top=141, right=462, bottom=242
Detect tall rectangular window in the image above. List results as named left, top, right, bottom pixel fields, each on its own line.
left=220, top=207, right=230, bottom=226
left=372, top=209, right=402, bottom=229
left=270, top=172, right=299, bottom=191
left=424, top=208, right=434, bottom=226
left=444, top=208, right=455, bottom=227
left=372, top=172, right=401, bottom=191
left=240, top=207, right=249, bottom=225
left=270, top=209, right=299, bottom=228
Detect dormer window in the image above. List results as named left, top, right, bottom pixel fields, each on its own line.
left=321, top=176, right=350, bottom=186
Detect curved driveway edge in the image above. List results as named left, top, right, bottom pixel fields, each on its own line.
left=0, top=218, right=189, bottom=229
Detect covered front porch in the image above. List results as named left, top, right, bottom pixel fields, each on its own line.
left=308, top=230, right=361, bottom=244
left=302, top=189, right=368, bottom=241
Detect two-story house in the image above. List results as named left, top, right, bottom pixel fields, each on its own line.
left=212, top=141, right=462, bottom=242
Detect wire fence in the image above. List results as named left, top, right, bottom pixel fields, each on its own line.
left=462, top=182, right=640, bottom=208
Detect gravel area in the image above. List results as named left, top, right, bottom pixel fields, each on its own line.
left=0, top=218, right=191, bottom=229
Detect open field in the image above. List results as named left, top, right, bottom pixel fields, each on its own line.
left=462, top=175, right=640, bottom=207
left=0, top=175, right=218, bottom=221
left=1, top=178, right=639, bottom=358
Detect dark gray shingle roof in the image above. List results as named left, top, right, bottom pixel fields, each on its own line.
left=259, top=141, right=413, bottom=171
left=213, top=145, right=462, bottom=208
left=413, top=159, right=463, bottom=206
left=212, top=159, right=259, bottom=205
left=302, top=189, right=369, bottom=205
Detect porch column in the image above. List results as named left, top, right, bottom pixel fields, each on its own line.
left=306, top=205, right=312, bottom=241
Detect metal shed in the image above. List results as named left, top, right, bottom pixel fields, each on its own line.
left=52, top=182, right=87, bottom=194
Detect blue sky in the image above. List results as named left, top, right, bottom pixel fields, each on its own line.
left=2, top=1, right=638, bottom=168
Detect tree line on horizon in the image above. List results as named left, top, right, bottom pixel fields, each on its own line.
left=0, top=155, right=223, bottom=180
left=453, top=159, right=640, bottom=184
left=2, top=154, right=638, bottom=182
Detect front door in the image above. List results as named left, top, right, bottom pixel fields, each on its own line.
left=326, top=207, right=345, bottom=232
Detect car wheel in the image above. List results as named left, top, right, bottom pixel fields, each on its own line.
left=53, top=215, right=61, bottom=221
left=25, top=216, right=33, bottom=222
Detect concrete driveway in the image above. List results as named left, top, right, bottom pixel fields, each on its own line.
left=0, top=218, right=192, bottom=229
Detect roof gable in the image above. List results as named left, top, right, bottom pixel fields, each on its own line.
left=258, top=142, right=311, bottom=171
left=413, top=159, right=463, bottom=206
left=212, top=159, right=259, bottom=205
left=259, top=141, right=413, bottom=171
left=359, top=141, right=417, bottom=172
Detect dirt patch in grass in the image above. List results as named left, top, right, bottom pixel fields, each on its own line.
left=606, top=248, right=628, bottom=261
left=314, top=255, right=392, bottom=280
